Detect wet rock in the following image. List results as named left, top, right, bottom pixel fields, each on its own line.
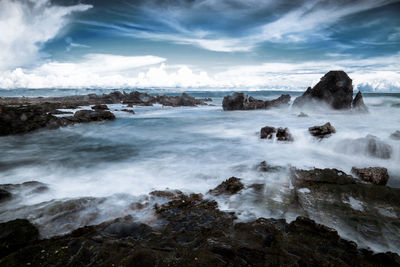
left=390, top=130, right=400, bottom=140
left=256, top=161, right=282, bottom=172
left=91, top=104, right=109, bottom=110
left=260, top=126, right=276, bottom=139
left=156, top=93, right=207, bottom=107
left=120, top=109, right=135, bottom=114
left=298, top=112, right=308, bottom=117
left=0, top=219, right=39, bottom=258
left=293, top=71, right=354, bottom=109
left=122, top=91, right=156, bottom=106
left=72, top=110, right=115, bottom=123
left=338, top=135, right=392, bottom=159
left=276, top=127, right=293, bottom=141
left=208, top=177, right=244, bottom=196
left=309, top=122, right=336, bottom=139
left=0, top=189, right=12, bottom=202
left=49, top=110, right=74, bottom=115
left=222, top=93, right=290, bottom=111
left=150, top=190, right=183, bottom=200
left=352, top=91, right=369, bottom=112
left=352, top=167, right=389, bottom=185
left=392, top=103, right=400, bottom=108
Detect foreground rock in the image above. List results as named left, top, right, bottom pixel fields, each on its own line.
left=222, top=93, right=290, bottom=111
left=309, top=122, right=336, bottom=139
left=352, top=167, right=389, bottom=185
left=291, top=167, right=400, bottom=254
left=352, top=91, right=369, bottom=112
left=293, top=71, right=368, bottom=111
left=337, top=134, right=392, bottom=159
left=208, top=177, right=244, bottom=196
left=260, top=126, right=293, bottom=141
left=1, top=192, right=399, bottom=266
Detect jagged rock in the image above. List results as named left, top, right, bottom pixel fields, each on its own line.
left=309, top=122, right=336, bottom=139
left=91, top=104, right=109, bottom=110
left=120, top=109, right=135, bottom=114
left=0, top=189, right=12, bottom=202
left=1, top=193, right=399, bottom=266
left=260, top=126, right=276, bottom=139
left=352, top=167, right=389, bottom=185
left=337, top=135, right=392, bottom=159
left=208, top=177, right=244, bottom=196
left=293, top=71, right=353, bottom=109
left=390, top=130, right=400, bottom=140
left=72, top=110, right=115, bottom=123
left=276, top=127, right=293, bottom=141
left=352, top=91, right=369, bottom=112
left=298, top=112, right=308, bottom=117
left=222, top=93, right=290, bottom=111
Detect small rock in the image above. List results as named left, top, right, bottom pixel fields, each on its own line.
left=276, top=127, right=293, bottom=141
left=351, top=167, right=389, bottom=185
left=208, top=177, right=244, bottom=196
left=260, top=126, right=276, bottom=139
left=121, top=109, right=135, bottom=114
left=390, top=130, right=400, bottom=140
left=309, top=122, right=336, bottom=139
left=0, top=189, right=12, bottom=202
left=91, top=104, right=109, bottom=110
left=256, top=161, right=281, bottom=172
left=298, top=112, right=308, bottom=117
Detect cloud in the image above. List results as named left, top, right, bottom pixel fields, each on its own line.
left=1, top=53, right=399, bottom=92
left=0, top=0, right=92, bottom=70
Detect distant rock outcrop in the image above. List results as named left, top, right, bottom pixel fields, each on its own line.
left=222, top=93, right=290, bottom=111
left=293, top=71, right=367, bottom=111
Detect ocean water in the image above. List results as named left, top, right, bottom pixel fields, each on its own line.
left=1, top=89, right=400, bottom=251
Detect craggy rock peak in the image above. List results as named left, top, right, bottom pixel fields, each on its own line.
left=352, top=167, right=390, bottom=185
left=222, top=93, right=290, bottom=111
left=291, top=168, right=400, bottom=254
left=0, top=105, right=115, bottom=136
left=293, top=71, right=359, bottom=110
left=309, top=122, right=336, bottom=139
left=1, top=192, right=400, bottom=266
left=208, top=177, right=244, bottom=196
left=260, top=126, right=293, bottom=141
left=352, top=91, right=369, bottom=112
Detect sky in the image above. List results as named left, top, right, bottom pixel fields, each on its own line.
left=0, top=0, right=399, bottom=91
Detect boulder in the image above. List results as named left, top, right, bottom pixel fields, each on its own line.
left=352, top=91, right=368, bottom=112
left=390, top=130, right=400, bottom=140
left=293, top=71, right=353, bottom=109
left=351, top=167, right=389, bottom=185
left=222, top=93, right=290, bottom=111
left=208, top=177, right=244, bottom=196
left=260, top=126, right=276, bottom=139
left=309, top=122, right=336, bottom=139
left=72, top=110, right=116, bottom=123
left=276, top=127, right=293, bottom=141
left=91, top=104, right=109, bottom=110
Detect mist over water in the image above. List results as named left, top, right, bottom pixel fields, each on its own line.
left=1, top=90, right=400, bottom=251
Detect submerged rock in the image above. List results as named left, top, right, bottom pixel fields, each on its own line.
left=208, top=177, right=244, bottom=196
left=71, top=110, right=116, bottom=123
left=309, top=122, right=336, bottom=139
left=352, top=167, right=389, bottom=185
left=390, top=130, right=400, bottom=140
left=256, top=161, right=282, bottom=172
left=352, top=91, right=369, bottom=113
left=120, top=109, right=135, bottom=114
left=91, top=104, right=109, bottom=110
left=337, top=135, right=392, bottom=159
left=293, top=71, right=354, bottom=109
left=0, top=189, right=12, bottom=202
left=222, top=93, right=290, bottom=111
left=298, top=112, right=308, bottom=117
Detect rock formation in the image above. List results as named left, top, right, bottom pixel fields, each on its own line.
left=222, top=93, right=290, bottom=111
left=309, top=122, right=336, bottom=139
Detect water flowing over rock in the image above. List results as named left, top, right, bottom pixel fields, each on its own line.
left=352, top=91, right=369, bottom=113
left=208, top=177, right=244, bottom=196
left=293, top=71, right=354, bottom=109
left=337, top=135, right=392, bottom=159
left=390, top=130, right=400, bottom=140
left=222, top=93, right=290, bottom=111
left=309, top=122, right=336, bottom=139
left=298, top=112, right=308, bottom=117
left=72, top=110, right=115, bottom=123
left=1, top=193, right=399, bottom=266
left=352, top=167, right=389, bottom=185
left=91, top=104, right=109, bottom=110
left=260, top=126, right=293, bottom=141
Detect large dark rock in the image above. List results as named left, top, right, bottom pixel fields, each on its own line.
left=260, top=126, right=276, bottom=139
left=1, top=192, right=399, bottom=266
left=293, top=71, right=354, bottom=109
left=352, top=167, right=389, bottom=185
left=0, top=189, right=12, bottom=202
left=208, top=177, right=244, bottom=196
left=352, top=91, right=369, bottom=112
left=309, top=122, right=336, bottom=139
left=223, top=93, right=290, bottom=111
